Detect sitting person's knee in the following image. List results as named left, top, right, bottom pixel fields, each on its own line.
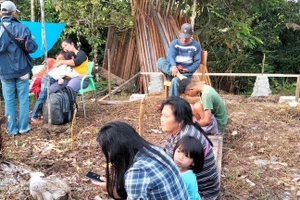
left=193, top=102, right=203, bottom=111
left=156, top=58, right=166, bottom=68
left=171, top=77, right=179, bottom=83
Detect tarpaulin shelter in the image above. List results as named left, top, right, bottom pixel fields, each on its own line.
left=21, top=21, right=65, bottom=59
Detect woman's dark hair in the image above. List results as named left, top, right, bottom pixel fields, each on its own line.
left=160, top=96, right=197, bottom=129
left=160, top=96, right=212, bottom=146
left=173, top=136, right=205, bottom=174
left=97, top=121, right=174, bottom=199
left=62, top=38, right=74, bottom=45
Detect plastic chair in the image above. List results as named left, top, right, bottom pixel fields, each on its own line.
left=78, top=61, right=98, bottom=118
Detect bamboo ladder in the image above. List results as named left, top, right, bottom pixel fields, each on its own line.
left=164, top=50, right=211, bottom=98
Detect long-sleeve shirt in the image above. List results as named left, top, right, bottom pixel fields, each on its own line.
left=125, top=146, right=190, bottom=200
left=167, top=39, right=201, bottom=73
left=165, top=124, right=220, bottom=200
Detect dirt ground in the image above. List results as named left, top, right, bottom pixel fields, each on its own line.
left=0, top=92, right=300, bottom=200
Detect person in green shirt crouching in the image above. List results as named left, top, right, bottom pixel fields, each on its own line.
left=178, top=78, right=227, bottom=134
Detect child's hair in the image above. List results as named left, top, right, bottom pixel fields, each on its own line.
left=173, top=136, right=205, bottom=174
left=65, top=52, right=76, bottom=60
left=56, top=51, right=66, bottom=59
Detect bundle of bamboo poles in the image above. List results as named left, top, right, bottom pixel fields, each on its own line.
left=102, top=0, right=211, bottom=92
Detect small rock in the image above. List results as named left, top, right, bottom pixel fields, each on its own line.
left=296, top=191, right=300, bottom=196
left=94, top=195, right=103, bottom=200
left=231, top=130, right=238, bottom=136
left=246, top=179, right=256, bottom=187
left=129, top=94, right=146, bottom=101
left=289, top=101, right=298, bottom=107
left=151, top=129, right=162, bottom=134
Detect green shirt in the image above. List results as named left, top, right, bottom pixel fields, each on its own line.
left=200, top=85, right=228, bottom=131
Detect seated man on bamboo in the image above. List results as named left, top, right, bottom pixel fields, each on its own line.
left=156, top=23, right=201, bottom=96
left=178, top=77, right=228, bottom=135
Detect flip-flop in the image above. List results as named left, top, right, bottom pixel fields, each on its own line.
left=31, top=118, right=43, bottom=124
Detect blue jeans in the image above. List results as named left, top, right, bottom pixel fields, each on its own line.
left=1, top=77, right=30, bottom=135
left=31, top=75, right=56, bottom=119
left=157, top=58, right=193, bottom=96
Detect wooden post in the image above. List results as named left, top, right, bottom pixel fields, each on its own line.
left=39, top=0, right=51, bottom=125
left=138, top=97, right=146, bottom=136
left=99, top=73, right=140, bottom=101
left=108, top=49, right=112, bottom=100
left=190, top=0, right=197, bottom=29
left=295, top=76, right=300, bottom=101
left=0, top=116, right=8, bottom=161
left=31, top=0, right=35, bottom=22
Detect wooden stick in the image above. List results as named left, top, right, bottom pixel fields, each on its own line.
left=99, top=73, right=140, bottom=101
left=71, top=107, right=77, bottom=151
left=98, top=100, right=134, bottom=105
left=98, top=67, right=125, bottom=85
left=108, top=49, right=112, bottom=100
left=138, top=97, right=146, bottom=136
left=295, top=76, right=300, bottom=101
left=140, top=72, right=300, bottom=77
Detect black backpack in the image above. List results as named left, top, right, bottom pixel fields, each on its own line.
left=43, top=86, right=78, bottom=125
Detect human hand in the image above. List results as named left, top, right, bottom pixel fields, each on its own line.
left=192, top=116, right=198, bottom=123
left=58, top=79, right=64, bottom=85
left=90, top=177, right=107, bottom=192
left=181, top=68, right=189, bottom=73
left=53, top=62, right=61, bottom=68
left=171, top=66, right=179, bottom=76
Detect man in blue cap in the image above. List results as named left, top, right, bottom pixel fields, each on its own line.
left=156, top=23, right=202, bottom=96
left=0, top=1, right=38, bottom=135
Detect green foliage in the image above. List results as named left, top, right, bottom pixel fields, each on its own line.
left=3, top=0, right=300, bottom=97
left=269, top=77, right=297, bottom=95
left=17, top=0, right=59, bottom=22
left=196, top=0, right=300, bottom=94
left=95, top=77, right=116, bottom=95
left=56, top=0, right=133, bottom=60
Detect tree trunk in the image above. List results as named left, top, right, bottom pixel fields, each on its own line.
left=39, top=0, right=50, bottom=125
left=31, top=0, right=35, bottom=22
left=191, top=0, right=197, bottom=29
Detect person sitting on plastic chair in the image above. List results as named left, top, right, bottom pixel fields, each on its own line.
left=31, top=52, right=79, bottom=124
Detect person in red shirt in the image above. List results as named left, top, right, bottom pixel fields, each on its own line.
left=29, top=52, right=65, bottom=99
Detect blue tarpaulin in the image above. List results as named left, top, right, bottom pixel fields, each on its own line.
left=21, top=21, right=65, bottom=59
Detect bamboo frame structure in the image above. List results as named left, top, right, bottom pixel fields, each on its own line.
left=102, top=1, right=209, bottom=93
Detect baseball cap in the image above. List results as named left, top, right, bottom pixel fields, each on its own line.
left=1, top=1, right=20, bottom=14
left=178, top=23, right=193, bottom=38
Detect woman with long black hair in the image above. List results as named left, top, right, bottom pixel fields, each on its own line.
left=160, top=96, right=220, bottom=200
left=93, top=121, right=189, bottom=200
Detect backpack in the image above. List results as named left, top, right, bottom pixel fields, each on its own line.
left=43, top=86, right=78, bottom=125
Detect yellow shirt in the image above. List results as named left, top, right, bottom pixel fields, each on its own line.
left=74, top=58, right=88, bottom=75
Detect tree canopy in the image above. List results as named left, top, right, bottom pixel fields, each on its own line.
left=14, top=0, right=300, bottom=94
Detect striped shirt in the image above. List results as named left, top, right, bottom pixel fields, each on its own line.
left=167, top=39, right=201, bottom=73
left=165, top=124, right=220, bottom=200
left=125, top=146, right=190, bottom=200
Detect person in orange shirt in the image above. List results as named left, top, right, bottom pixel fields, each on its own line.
left=29, top=52, right=65, bottom=99
left=31, top=51, right=75, bottom=124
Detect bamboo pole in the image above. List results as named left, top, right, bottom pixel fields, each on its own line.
left=31, top=0, right=35, bottom=21
left=99, top=73, right=140, bottom=101
left=191, top=0, right=197, bottom=29
left=138, top=97, right=146, bottom=136
left=295, top=76, right=300, bottom=101
left=39, top=0, right=51, bottom=125
left=108, top=49, right=112, bottom=100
